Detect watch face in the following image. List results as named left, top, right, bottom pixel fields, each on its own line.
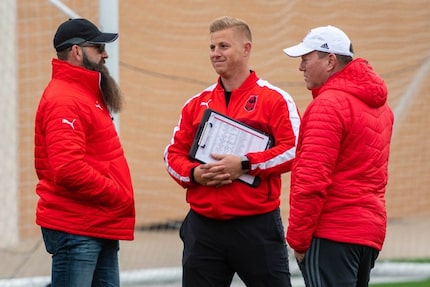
left=241, top=159, right=250, bottom=170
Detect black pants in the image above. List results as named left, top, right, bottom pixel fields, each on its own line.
left=180, top=208, right=291, bottom=287
left=298, top=237, right=379, bottom=287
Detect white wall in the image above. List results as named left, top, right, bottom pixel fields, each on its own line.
left=0, top=0, right=18, bottom=247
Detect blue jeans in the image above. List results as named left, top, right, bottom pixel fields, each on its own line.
left=41, top=227, right=120, bottom=287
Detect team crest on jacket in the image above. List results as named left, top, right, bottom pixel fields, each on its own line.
left=244, top=95, right=258, bottom=112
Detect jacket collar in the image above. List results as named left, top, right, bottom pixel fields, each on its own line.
left=51, top=58, right=102, bottom=99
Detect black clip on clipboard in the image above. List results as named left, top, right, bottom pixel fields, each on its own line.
left=189, top=109, right=273, bottom=187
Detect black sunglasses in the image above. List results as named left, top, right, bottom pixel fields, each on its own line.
left=79, top=43, right=106, bottom=53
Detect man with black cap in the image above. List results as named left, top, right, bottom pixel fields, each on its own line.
left=283, top=25, right=394, bottom=287
left=34, top=18, right=135, bottom=287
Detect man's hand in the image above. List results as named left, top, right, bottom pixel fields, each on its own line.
left=193, top=154, right=244, bottom=187
left=294, top=251, right=305, bottom=263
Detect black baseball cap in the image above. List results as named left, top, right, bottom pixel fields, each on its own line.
left=53, top=18, right=118, bottom=52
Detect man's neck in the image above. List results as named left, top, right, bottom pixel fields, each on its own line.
left=220, top=69, right=251, bottom=91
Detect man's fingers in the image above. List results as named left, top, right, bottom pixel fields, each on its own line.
left=206, top=179, right=233, bottom=187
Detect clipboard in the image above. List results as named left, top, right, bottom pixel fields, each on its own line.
left=189, top=109, right=273, bottom=187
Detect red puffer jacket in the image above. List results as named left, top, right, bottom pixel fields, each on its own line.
left=287, top=58, right=394, bottom=252
left=34, top=59, right=135, bottom=240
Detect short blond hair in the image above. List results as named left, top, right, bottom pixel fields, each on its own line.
left=209, top=16, right=252, bottom=42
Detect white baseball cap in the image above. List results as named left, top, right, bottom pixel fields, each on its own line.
left=283, top=25, right=353, bottom=57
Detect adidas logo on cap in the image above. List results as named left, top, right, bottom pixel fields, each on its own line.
left=320, top=43, right=329, bottom=50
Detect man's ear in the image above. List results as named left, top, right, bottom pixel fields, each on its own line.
left=67, top=45, right=83, bottom=66
left=327, top=53, right=338, bottom=71
left=243, top=41, right=252, bottom=57
left=68, top=45, right=83, bottom=64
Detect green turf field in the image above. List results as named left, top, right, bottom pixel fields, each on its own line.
left=370, top=279, right=430, bottom=287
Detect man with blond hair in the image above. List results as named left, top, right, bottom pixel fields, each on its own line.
left=165, top=16, right=300, bottom=287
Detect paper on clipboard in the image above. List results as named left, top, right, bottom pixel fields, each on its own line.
left=189, top=109, right=273, bottom=187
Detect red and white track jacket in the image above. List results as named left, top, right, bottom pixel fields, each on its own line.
left=164, top=71, right=300, bottom=219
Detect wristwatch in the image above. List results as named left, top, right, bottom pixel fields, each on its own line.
left=241, top=155, right=250, bottom=171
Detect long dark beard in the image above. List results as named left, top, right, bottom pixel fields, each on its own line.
left=82, top=53, right=123, bottom=113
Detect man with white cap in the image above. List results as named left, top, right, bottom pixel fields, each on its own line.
left=283, top=25, right=394, bottom=287
left=34, top=18, right=135, bottom=286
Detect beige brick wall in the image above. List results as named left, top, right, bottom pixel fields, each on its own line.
left=12, top=0, right=430, bottom=240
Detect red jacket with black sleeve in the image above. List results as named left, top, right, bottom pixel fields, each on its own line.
left=164, top=71, right=300, bottom=219
left=34, top=59, right=135, bottom=240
